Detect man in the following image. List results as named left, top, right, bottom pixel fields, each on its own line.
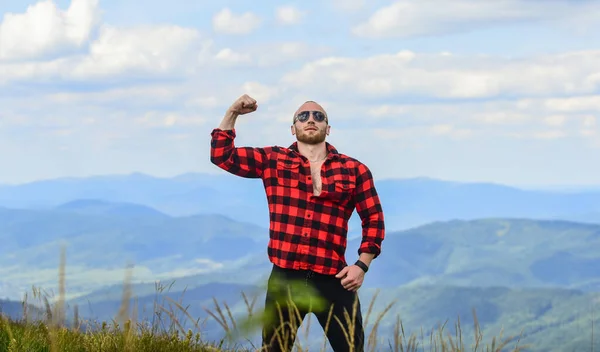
left=210, top=94, right=385, bottom=352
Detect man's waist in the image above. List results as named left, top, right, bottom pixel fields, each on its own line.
left=270, top=259, right=347, bottom=276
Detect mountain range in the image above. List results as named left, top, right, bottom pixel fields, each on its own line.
left=1, top=172, right=600, bottom=351
left=2, top=173, right=600, bottom=233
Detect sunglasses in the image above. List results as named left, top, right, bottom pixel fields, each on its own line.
left=293, top=110, right=327, bottom=123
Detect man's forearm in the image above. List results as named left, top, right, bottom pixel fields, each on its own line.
left=358, top=253, right=375, bottom=267
left=218, top=110, right=239, bottom=130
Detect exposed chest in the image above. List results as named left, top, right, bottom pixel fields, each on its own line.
left=309, top=161, right=325, bottom=196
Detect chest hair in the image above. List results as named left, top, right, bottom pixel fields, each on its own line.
left=310, top=161, right=324, bottom=196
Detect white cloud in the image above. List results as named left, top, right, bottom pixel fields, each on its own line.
left=470, top=111, right=532, bottom=126
left=532, top=130, right=566, bottom=140
left=255, top=42, right=330, bottom=67
left=211, top=42, right=331, bottom=68
left=353, top=0, right=600, bottom=38
left=47, top=85, right=184, bottom=106
left=307, top=94, right=599, bottom=143
left=0, top=24, right=213, bottom=84
left=135, top=111, right=206, bottom=128
left=544, top=115, right=566, bottom=127
left=430, top=124, right=473, bottom=139
left=214, top=48, right=252, bottom=65
left=72, top=24, right=207, bottom=78
left=330, top=0, right=366, bottom=12
left=0, top=0, right=100, bottom=61
left=281, top=50, right=600, bottom=99
left=541, top=95, right=600, bottom=112
left=240, top=82, right=280, bottom=103
left=276, top=5, right=304, bottom=25
left=582, top=115, right=597, bottom=128
left=185, top=96, right=220, bottom=108
left=212, top=8, right=261, bottom=35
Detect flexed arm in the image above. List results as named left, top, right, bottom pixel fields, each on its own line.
left=210, top=94, right=271, bottom=179
left=218, top=94, right=258, bottom=130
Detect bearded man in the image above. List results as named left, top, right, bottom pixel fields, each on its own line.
left=210, top=94, right=385, bottom=352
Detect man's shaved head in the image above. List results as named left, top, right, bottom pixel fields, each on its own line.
left=294, top=100, right=328, bottom=121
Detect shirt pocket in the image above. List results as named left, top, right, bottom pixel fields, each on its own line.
left=330, top=172, right=356, bottom=203
left=334, top=176, right=355, bottom=192
left=276, top=156, right=301, bottom=188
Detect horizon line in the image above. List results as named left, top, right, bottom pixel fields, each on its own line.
left=1, top=171, right=600, bottom=192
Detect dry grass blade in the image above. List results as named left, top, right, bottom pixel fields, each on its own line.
left=393, top=315, right=400, bottom=352
left=447, top=329, right=456, bottom=351
left=223, top=301, right=238, bottom=332
left=163, top=295, right=204, bottom=333
left=117, top=264, right=133, bottom=327
left=73, top=304, right=79, bottom=331
left=472, top=308, right=482, bottom=351
left=320, top=303, right=335, bottom=352
left=157, top=304, right=186, bottom=336
left=204, top=301, right=230, bottom=334
left=21, top=292, right=28, bottom=324
left=367, top=298, right=395, bottom=351
left=363, top=289, right=380, bottom=330
left=241, top=291, right=258, bottom=319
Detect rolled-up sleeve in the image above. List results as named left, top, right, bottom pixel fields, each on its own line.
left=353, top=163, right=385, bottom=258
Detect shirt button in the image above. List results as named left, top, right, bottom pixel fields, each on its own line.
left=307, top=213, right=311, bottom=218
left=303, top=233, right=308, bottom=237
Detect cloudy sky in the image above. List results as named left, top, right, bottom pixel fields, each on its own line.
left=1, top=0, right=600, bottom=187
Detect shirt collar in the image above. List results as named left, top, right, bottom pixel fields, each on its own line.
left=287, top=141, right=340, bottom=160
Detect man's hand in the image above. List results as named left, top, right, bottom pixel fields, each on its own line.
left=218, top=94, right=257, bottom=130
left=228, top=94, right=258, bottom=116
left=335, top=265, right=365, bottom=292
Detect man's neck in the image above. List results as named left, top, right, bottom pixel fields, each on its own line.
left=297, top=142, right=328, bottom=162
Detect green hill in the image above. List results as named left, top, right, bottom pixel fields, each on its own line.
left=358, top=285, right=599, bottom=352
left=0, top=207, right=269, bottom=300
left=62, top=217, right=600, bottom=308
left=351, top=218, right=600, bottom=290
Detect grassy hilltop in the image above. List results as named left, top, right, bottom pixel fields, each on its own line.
left=1, top=245, right=598, bottom=351
left=1, top=269, right=535, bottom=352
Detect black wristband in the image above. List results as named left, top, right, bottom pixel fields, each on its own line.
left=354, top=260, right=369, bottom=273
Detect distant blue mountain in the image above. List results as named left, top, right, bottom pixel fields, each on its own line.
left=56, top=199, right=169, bottom=218
left=1, top=173, right=600, bottom=232
left=0, top=299, right=44, bottom=321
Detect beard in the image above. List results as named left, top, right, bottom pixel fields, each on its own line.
left=296, top=127, right=327, bottom=144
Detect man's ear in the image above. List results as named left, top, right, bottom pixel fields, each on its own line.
left=291, top=125, right=296, bottom=135
left=326, top=125, right=331, bottom=135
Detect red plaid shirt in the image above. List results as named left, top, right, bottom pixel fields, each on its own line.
left=210, top=128, right=385, bottom=275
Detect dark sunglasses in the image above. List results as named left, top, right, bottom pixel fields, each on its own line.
left=293, top=110, right=327, bottom=123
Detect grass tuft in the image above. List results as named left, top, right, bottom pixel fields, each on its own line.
left=0, top=245, right=544, bottom=351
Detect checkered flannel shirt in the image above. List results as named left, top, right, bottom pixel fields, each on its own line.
left=210, top=128, right=385, bottom=275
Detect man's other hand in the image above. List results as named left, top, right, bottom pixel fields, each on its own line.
left=335, top=265, right=365, bottom=292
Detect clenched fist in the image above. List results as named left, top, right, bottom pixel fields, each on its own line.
left=227, top=94, right=258, bottom=116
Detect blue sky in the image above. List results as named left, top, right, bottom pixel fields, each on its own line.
left=1, top=0, right=600, bottom=187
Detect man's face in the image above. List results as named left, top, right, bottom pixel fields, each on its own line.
left=291, top=102, right=330, bottom=145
